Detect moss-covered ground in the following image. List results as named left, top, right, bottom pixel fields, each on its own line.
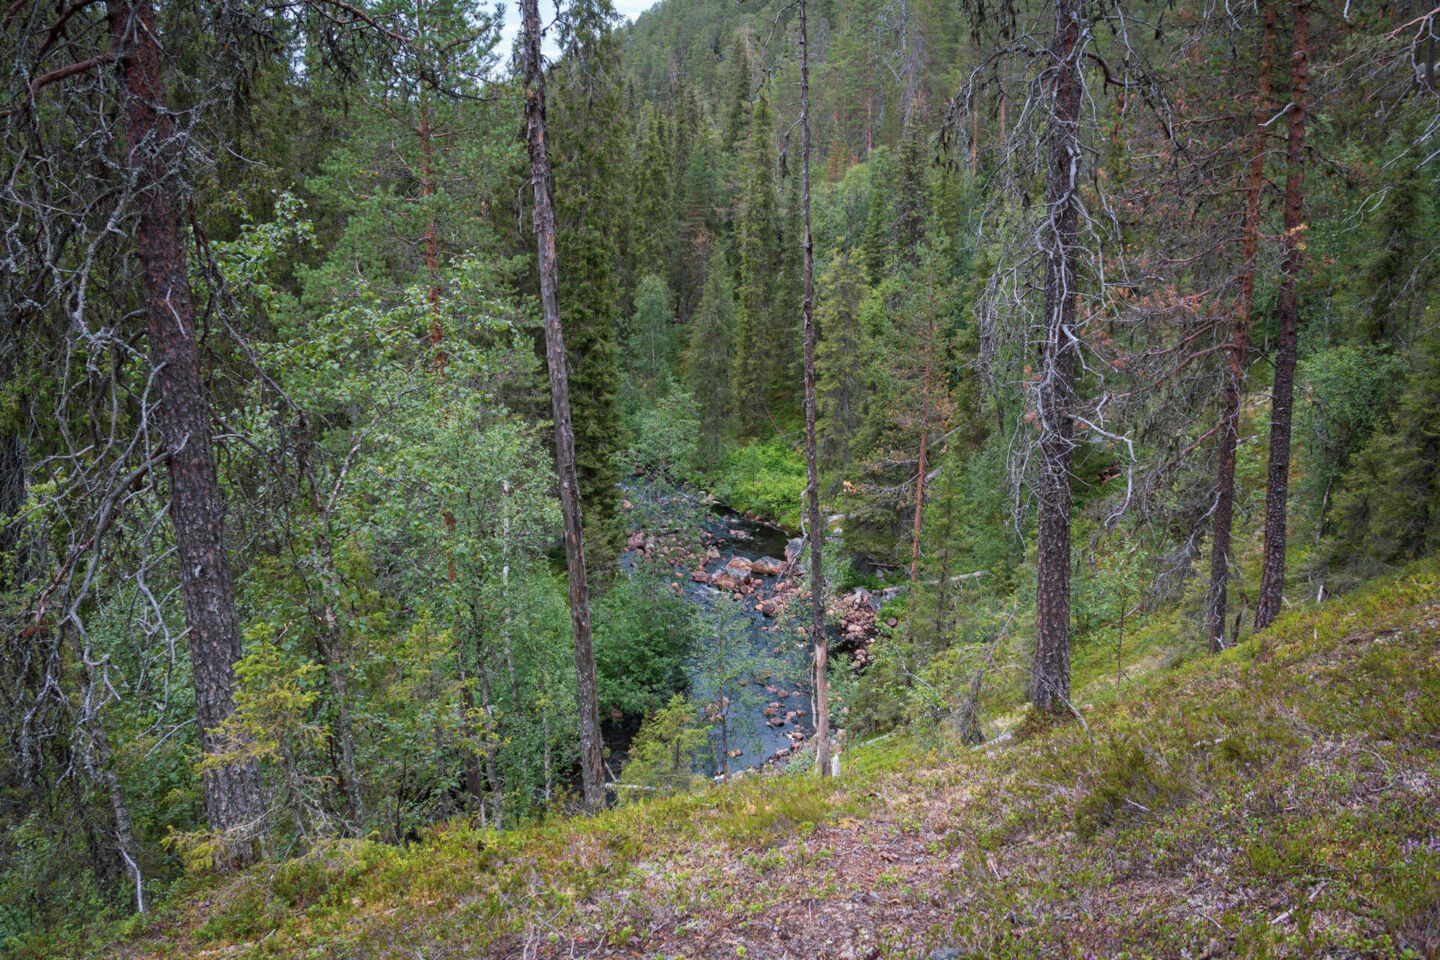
left=77, top=562, right=1440, bottom=959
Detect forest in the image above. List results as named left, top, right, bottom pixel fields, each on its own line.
left=2, top=0, right=1439, bottom=956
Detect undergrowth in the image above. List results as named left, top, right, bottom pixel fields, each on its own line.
left=46, top=561, right=1440, bottom=960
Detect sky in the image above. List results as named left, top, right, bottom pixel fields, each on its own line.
left=495, top=0, right=660, bottom=63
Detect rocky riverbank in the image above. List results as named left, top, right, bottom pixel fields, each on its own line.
left=619, top=483, right=889, bottom=775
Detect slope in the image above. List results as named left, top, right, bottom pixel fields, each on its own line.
left=86, top=562, right=1440, bottom=960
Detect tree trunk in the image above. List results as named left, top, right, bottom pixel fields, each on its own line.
left=520, top=0, right=605, bottom=812
left=316, top=603, right=365, bottom=833
left=107, top=0, right=264, bottom=856
left=476, top=657, right=504, bottom=828
left=1255, top=0, right=1310, bottom=633
left=798, top=0, right=830, bottom=778
left=301, top=432, right=365, bottom=833
left=1206, top=2, right=1275, bottom=653
left=1032, top=0, right=1083, bottom=717
left=76, top=659, right=144, bottom=914
left=420, top=94, right=445, bottom=376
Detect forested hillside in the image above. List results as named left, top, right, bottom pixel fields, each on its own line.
left=1, top=0, right=1437, bottom=956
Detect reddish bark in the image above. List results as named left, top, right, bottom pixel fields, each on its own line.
left=1255, top=0, right=1310, bottom=632
left=520, top=0, right=605, bottom=811
left=419, top=96, right=445, bottom=376
left=107, top=0, right=264, bottom=854
left=1207, top=1, right=1276, bottom=653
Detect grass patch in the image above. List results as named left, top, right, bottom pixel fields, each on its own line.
left=705, top=437, right=807, bottom=529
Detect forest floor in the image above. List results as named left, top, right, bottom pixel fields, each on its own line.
left=97, top=562, right=1440, bottom=960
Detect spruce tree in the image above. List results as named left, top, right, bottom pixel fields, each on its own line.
left=1326, top=328, right=1440, bottom=577
left=774, top=168, right=804, bottom=413
left=628, top=274, right=676, bottom=405
left=723, top=38, right=752, bottom=151
left=816, top=252, right=874, bottom=476
left=861, top=161, right=892, bottom=285
left=631, top=110, right=675, bottom=287
left=689, top=249, right=736, bottom=469
left=551, top=0, right=628, bottom=574
left=731, top=95, right=781, bottom=436
left=676, top=125, right=721, bottom=322
left=894, top=126, right=929, bottom=262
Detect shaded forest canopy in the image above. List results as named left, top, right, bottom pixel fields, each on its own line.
left=1, top=0, right=1438, bottom=954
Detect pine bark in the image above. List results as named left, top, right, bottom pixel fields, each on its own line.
left=420, top=95, right=445, bottom=375
left=798, top=0, right=830, bottom=777
left=1206, top=2, right=1275, bottom=653
left=521, top=0, right=606, bottom=811
left=107, top=0, right=264, bottom=854
left=1255, top=0, right=1310, bottom=632
left=1032, top=0, right=1083, bottom=716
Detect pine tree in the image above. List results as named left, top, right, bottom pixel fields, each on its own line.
left=1029, top=0, right=1085, bottom=716
left=1205, top=1, right=1275, bottom=653
left=109, top=0, right=265, bottom=858
left=1255, top=0, right=1312, bottom=632
left=300, top=0, right=505, bottom=326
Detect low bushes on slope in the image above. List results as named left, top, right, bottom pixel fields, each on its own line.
left=69, top=562, right=1440, bottom=960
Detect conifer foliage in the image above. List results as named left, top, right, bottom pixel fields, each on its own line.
left=3, top=0, right=1440, bottom=942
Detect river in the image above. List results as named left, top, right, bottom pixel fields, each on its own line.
left=620, top=482, right=815, bottom=777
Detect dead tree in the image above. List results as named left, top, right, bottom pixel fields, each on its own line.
left=520, top=0, right=606, bottom=811
left=1030, top=0, right=1085, bottom=716
left=797, top=0, right=831, bottom=777
left=944, top=0, right=1169, bottom=717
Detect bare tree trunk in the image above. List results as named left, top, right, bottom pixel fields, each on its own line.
left=1206, top=2, right=1275, bottom=653
left=798, top=0, right=830, bottom=778
left=1255, top=0, right=1309, bottom=633
left=107, top=0, right=264, bottom=857
left=1032, top=0, right=1084, bottom=717
left=520, top=0, right=605, bottom=812
left=74, top=665, right=144, bottom=914
left=103, top=760, right=143, bottom=914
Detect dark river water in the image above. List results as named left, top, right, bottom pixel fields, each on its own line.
left=620, top=483, right=815, bottom=777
